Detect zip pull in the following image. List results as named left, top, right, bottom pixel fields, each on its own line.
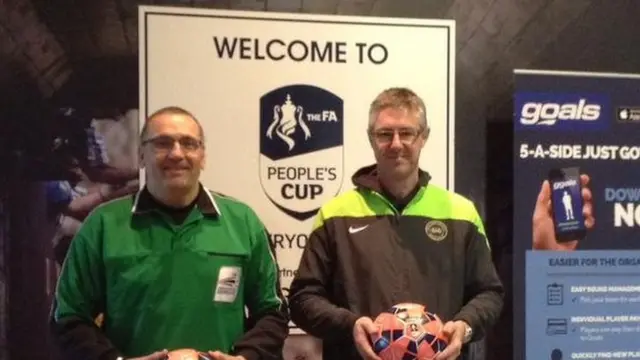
left=393, top=211, right=401, bottom=225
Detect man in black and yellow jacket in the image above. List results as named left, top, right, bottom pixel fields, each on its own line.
left=288, top=88, right=504, bottom=360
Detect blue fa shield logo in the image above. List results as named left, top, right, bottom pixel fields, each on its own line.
left=259, top=84, right=344, bottom=221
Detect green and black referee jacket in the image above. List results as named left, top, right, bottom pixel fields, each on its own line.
left=50, top=186, right=288, bottom=360
left=288, top=164, right=504, bottom=360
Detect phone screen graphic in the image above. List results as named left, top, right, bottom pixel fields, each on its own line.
left=548, top=167, right=587, bottom=242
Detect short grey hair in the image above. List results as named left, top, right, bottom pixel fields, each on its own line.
left=367, top=87, right=428, bottom=133
left=140, top=106, right=205, bottom=142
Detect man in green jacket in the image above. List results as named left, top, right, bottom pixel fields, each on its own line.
left=51, top=106, right=289, bottom=360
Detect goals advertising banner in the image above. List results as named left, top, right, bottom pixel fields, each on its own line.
left=512, top=69, right=640, bottom=360
left=139, top=6, right=454, bottom=358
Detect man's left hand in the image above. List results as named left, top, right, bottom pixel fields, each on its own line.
left=206, top=351, right=246, bottom=360
left=435, top=320, right=468, bottom=360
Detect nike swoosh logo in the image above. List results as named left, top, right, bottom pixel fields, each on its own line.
left=348, top=225, right=369, bottom=234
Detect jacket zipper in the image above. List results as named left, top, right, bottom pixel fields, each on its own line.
left=371, top=192, right=400, bottom=224
left=370, top=187, right=427, bottom=225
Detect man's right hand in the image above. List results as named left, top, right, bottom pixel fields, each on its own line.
left=353, top=317, right=382, bottom=360
left=129, top=349, right=169, bottom=360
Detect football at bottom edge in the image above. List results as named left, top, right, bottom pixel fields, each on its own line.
left=165, top=348, right=213, bottom=360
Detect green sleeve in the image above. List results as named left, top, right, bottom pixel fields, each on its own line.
left=244, top=214, right=284, bottom=314
left=232, top=208, right=289, bottom=360
left=54, top=212, right=105, bottom=323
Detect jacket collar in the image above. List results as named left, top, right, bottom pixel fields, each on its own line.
left=130, top=184, right=220, bottom=216
left=351, top=164, right=431, bottom=193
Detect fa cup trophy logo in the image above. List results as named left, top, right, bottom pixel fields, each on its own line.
left=266, top=94, right=311, bottom=151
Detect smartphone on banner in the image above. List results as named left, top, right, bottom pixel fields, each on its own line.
left=548, top=167, right=587, bottom=243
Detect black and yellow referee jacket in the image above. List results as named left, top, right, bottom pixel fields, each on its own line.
left=288, top=164, right=504, bottom=360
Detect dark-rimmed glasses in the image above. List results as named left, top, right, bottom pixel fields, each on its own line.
left=142, top=135, right=203, bottom=152
left=370, top=127, right=423, bottom=145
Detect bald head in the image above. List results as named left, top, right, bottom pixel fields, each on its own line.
left=140, top=106, right=205, bottom=142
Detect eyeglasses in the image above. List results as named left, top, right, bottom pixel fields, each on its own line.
left=142, top=135, right=203, bottom=152
left=371, top=127, right=423, bottom=145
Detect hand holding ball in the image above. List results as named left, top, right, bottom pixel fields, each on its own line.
left=371, top=303, right=448, bottom=360
left=166, top=349, right=213, bottom=360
